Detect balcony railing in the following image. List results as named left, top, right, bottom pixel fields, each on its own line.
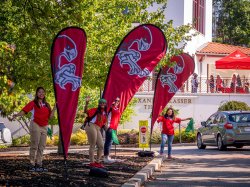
left=138, top=77, right=250, bottom=94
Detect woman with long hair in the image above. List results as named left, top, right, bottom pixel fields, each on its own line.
left=104, top=97, right=121, bottom=163
left=84, top=96, right=108, bottom=168
left=13, top=87, right=56, bottom=172
left=157, top=107, right=191, bottom=159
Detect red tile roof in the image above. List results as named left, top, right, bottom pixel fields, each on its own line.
left=196, top=42, right=250, bottom=56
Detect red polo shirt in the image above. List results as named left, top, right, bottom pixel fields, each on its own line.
left=87, top=108, right=107, bottom=128
left=108, top=106, right=121, bottom=130
left=22, top=101, right=51, bottom=126
left=157, top=116, right=181, bottom=135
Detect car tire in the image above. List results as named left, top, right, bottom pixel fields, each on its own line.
left=217, top=135, right=226, bottom=151
left=197, top=133, right=206, bottom=149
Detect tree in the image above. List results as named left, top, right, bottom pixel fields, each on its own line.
left=213, top=0, right=250, bottom=47
left=218, top=101, right=250, bottom=111
left=0, top=0, right=193, bottom=124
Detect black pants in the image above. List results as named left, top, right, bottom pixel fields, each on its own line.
left=104, top=128, right=113, bottom=156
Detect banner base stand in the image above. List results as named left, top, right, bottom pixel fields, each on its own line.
left=137, top=150, right=154, bottom=157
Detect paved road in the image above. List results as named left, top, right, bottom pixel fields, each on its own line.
left=144, top=145, right=250, bottom=187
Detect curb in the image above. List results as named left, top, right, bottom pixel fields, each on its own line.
left=121, top=156, right=163, bottom=187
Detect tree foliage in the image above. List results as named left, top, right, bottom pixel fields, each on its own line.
left=213, top=0, right=250, bottom=47
left=218, top=101, right=250, bottom=111
left=0, top=0, right=194, bottom=125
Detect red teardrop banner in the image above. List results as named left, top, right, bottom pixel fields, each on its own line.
left=51, top=27, right=87, bottom=158
left=103, top=24, right=167, bottom=114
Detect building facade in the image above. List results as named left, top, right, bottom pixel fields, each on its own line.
left=123, top=0, right=250, bottom=130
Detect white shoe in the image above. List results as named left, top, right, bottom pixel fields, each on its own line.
left=104, top=156, right=116, bottom=164
left=114, top=158, right=123, bottom=162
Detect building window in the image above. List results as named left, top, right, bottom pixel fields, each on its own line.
left=193, top=0, right=205, bottom=34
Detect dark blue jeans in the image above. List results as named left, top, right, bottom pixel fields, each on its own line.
left=104, top=128, right=113, bottom=156
left=160, top=134, right=174, bottom=156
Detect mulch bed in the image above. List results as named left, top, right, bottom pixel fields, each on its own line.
left=0, top=149, right=153, bottom=186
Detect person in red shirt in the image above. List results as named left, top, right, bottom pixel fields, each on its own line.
left=104, top=97, right=121, bottom=163
left=13, top=87, right=56, bottom=172
left=157, top=107, right=191, bottom=159
left=84, top=97, right=108, bottom=168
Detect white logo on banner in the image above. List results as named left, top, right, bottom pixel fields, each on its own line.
left=117, top=26, right=152, bottom=78
left=54, top=35, right=81, bottom=91
left=160, top=55, right=185, bottom=93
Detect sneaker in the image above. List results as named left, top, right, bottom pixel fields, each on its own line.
left=103, top=157, right=116, bottom=164
left=28, top=165, right=36, bottom=172
left=114, top=158, right=123, bottom=162
left=36, top=165, right=48, bottom=172
left=167, top=155, right=175, bottom=159
left=160, top=153, right=166, bottom=157
left=89, top=162, right=103, bottom=168
left=89, top=162, right=97, bottom=168
left=94, top=162, right=105, bottom=168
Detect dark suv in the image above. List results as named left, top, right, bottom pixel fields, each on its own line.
left=197, top=111, right=250, bottom=150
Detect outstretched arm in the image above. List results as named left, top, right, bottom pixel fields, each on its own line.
left=50, top=104, right=57, bottom=119
left=181, top=117, right=192, bottom=121
left=12, top=110, right=25, bottom=120
left=84, top=96, right=90, bottom=113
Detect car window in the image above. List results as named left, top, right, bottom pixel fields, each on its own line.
left=206, top=114, right=217, bottom=125
left=218, top=114, right=227, bottom=124
left=229, top=113, right=250, bottom=123
left=215, top=114, right=222, bottom=124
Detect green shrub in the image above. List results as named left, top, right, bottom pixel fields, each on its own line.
left=174, top=129, right=196, bottom=143
left=129, top=132, right=139, bottom=144
left=218, top=101, right=250, bottom=111
left=12, top=135, right=30, bottom=146
left=20, top=135, right=30, bottom=145
left=117, top=128, right=196, bottom=145
left=46, top=135, right=59, bottom=146
left=0, top=145, right=8, bottom=149
left=118, top=133, right=130, bottom=144
left=150, top=129, right=161, bottom=144
left=70, top=130, right=88, bottom=145
left=12, top=138, right=22, bottom=146
left=52, top=135, right=59, bottom=146
left=117, top=129, right=139, bottom=144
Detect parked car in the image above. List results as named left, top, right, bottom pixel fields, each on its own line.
left=197, top=111, right=250, bottom=150
left=0, top=122, right=12, bottom=145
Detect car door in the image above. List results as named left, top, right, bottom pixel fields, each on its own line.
left=209, top=113, right=225, bottom=145
left=203, top=113, right=218, bottom=144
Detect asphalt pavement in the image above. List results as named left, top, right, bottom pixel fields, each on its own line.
left=144, top=145, right=250, bottom=187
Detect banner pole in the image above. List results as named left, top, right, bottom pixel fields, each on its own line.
left=149, top=132, right=152, bottom=151
left=179, top=123, right=182, bottom=144
left=100, top=86, right=102, bottom=98
left=58, top=115, right=68, bottom=179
